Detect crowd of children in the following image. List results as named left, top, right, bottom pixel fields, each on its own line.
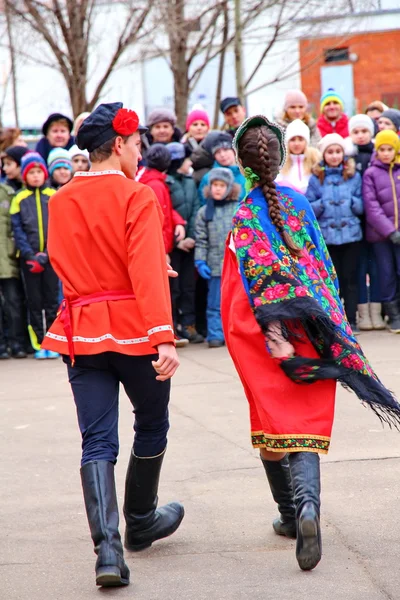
left=1, top=90, right=400, bottom=358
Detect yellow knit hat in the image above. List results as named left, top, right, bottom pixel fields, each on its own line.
left=375, top=130, right=400, bottom=152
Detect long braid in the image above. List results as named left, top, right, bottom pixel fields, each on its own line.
left=238, top=125, right=301, bottom=257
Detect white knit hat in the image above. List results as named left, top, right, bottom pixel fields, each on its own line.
left=318, top=133, right=346, bottom=156
left=69, top=144, right=89, bottom=160
left=348, top=114, right=374, bottom=137
left=285, top=119, right=310, bottom=145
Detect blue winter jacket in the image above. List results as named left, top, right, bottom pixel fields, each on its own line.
left=198, top=161, right=246, bottom=205
left=306, top=163, right=363, bottom=246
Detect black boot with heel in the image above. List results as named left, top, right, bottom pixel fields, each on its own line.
left=124, top=449, right=184, bottom=551
left=261, top=455, right=296, bottom=539
left=80, top=460, right=130, bottom=587
left=288, top=451, right=322, bottom=571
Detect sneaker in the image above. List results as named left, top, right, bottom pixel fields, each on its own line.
left=208, top=339, right=225, bottom=348
left=175, top=336, right=189, bottom=348
left=46, top=350, right=60, bottom=359
left=34, top=349, right=48, bottom=360
left=180, top=325, right=204, bottom=344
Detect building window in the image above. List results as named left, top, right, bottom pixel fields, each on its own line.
left=324, top=47, right=350, bottom=63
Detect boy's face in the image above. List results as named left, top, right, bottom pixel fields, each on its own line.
left=151, top=122, right=174, bottom=143
left=2, top=157, right=21, bottom=180
left=351, top=127, right=372, bottom=146
left=53, top=167, right=72, bottom=185
left=324, top=144, right=344, bottom=168
left=72, top=155, right=90, bottom=173
left=26, top=167, right=45, bottom=188
left=119, top=132, right=142, bottom=179
left=377, top=144, right=396, bottom=164
left=378, top=117, right=397, bottom=132
left=224, top=105, right=246, bottom=129
left=288, top=136, right=307, bottom=155
left=323, top=101, right=342, bottom=121
left=214, top=147, right=235, bottom=167
left=47, top=122, right=70, bottom=147
left=211, top=180, right=228, bottom=201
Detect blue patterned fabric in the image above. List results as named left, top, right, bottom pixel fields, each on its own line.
left=231, top=184, right=400, bottom=427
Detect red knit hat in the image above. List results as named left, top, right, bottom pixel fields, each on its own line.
left=186, top=109, right=210, bottom=132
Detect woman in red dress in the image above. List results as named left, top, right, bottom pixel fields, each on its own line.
left=221, top=115, right=400, bottom=572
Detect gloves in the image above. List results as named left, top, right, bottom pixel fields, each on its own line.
left=195, top=260, right=211, bottom=280
left=390, top=231, right=400, bottom=245
left=26, top=257, right=44, bottom=274
left=35, top=252, right=48, bottom=266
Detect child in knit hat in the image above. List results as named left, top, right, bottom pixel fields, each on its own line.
left=306, top=133, right=363, bottom=331
left=348, top=114, right=385, bottom=331
left=10, top=152, right=59, bottom=359
left=47, top=148, right=73, bottom=188
left=317, top=88, right=349, bottom=138
left=276, top=89, right=320, bottom=146
left=276, top=119, right=320, bottom=193
left=363, top=130, right=400, bottom=333
left=2, top=145, right=29, bottom=192
left=377, top=109, right=400, bottom=134
left=195, top=167, right=241, bottom=347
left=69, top=144, right=90, bottom=173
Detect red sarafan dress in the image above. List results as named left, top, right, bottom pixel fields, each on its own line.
left=221, top=235, right=336, bottom=455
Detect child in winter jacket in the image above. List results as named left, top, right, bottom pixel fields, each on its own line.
left=195, top=167, right=240, bottom=347
left=0, top=181, right=27, bottom=359
left=2, top=145, right=29, bottom=192
left=363, top=130, right=400, bottom=333
left=306, top=133, right=363, bottom=330
left=349, top=114, right=385, bottom=331
left=10, top=152, right=59, bottom=359
left=166, top=142, right=203, bottom=344
left=47, top=148, right=73, bottom=189
left=276, top=119, right=320, bottom=193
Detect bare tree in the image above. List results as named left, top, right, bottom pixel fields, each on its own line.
left=5, top=0, right=153, bottom=117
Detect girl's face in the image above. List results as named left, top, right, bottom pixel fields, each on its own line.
left=2, top=157, right=20, bottom=180
left=377, top=144, right=396, bottom=164
left=188, top=120, right=209, bottom=141
left=351, top=127, right=372, bottom=146
left=378, top=117, right=397, bottom=132
left=324, top=144, right=344, bottom=168
left=53, top=167, right=72, bottom=185
left=286, top=104, right=306, bottom=121
left=72, top=155, right=89, bottom=172
left=211, top=180, right=228, bottom=200
left=288, top=136, right=307, bottom=155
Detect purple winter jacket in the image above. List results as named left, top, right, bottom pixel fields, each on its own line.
left=362, top=157, right=400, bottom=243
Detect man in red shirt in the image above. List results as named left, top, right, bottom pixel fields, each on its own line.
left=317, top=88, right=349, bottom=138
left=42, top=102, right=184, bottom=588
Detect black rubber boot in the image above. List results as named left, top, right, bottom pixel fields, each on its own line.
left=288, top=452, right=322, bottom=571
left=123, top=449, right=185, bottom=551
left=260, top=455, right=296, bottom=539
left=81, top=461, right=130, bottom=587
left=383, top=301, right=400, bottom=333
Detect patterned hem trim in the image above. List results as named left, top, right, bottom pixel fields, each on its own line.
left=45, top=332, right=149, bottom=345
left=251, top=431, right=330, bottom=453
left=74, top=170, right=126, bottom=178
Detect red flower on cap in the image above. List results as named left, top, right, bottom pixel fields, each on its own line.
left=112, top=108, right=139, bottom=136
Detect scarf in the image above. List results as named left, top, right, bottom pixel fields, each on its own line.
left=232, top=185, right=400, bottom=428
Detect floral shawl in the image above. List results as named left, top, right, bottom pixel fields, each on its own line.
left=232, top=184, right=400, bottom=428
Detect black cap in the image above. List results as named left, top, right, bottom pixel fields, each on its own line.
left=42, top=113, right=73, bottom=136
left=220, top=97, right=242, bottom=114
left=76, top=102, right=148, bottom=153
left=4, top=145, right=30, bottom=166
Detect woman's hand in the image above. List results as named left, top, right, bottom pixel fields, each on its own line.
left=152, top=343, right=180, bottom=381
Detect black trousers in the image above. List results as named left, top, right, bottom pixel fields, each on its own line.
left=327, top=242, right=361, bottom=324
left=0, top=277, right=26, bottom=351
left=21, top=261, right=59, bottom=346
left=64, top=352, right=170, bottom=466
left=170, top=248, right=196, bottom=327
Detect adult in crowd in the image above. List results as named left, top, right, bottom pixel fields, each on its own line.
left=220, top=97, right=246, bottom=138
left=190, top=130, right=223, bottom=186
left=181, top=107, right=210, bottom=153
left=145, top=108, right=182, bottom=146
left=198, top=132, right=246, bottom=204
left=317, top=88, right=349, bottom=138
left=365, top=100, right=388, bottom=136
left=35, top=113, right=75, bottom=162
left=377, top=109, right=400, bottom=134
left=0, top=127, right=27, bottom=154
left=276, top=89, right=320, bottom=146
left=73, top=112, right=91, bottom=136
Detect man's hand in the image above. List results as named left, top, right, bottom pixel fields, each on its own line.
left=152, top=343, right=180, bottom=381
left=174, top=224, right=186, bottom=242
left=167, top=262, right=178, bottom=278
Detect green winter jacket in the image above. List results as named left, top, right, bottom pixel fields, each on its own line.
left=0, top=183, right=19, bottom=279
left=166, top=173, right=200, bottom=239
